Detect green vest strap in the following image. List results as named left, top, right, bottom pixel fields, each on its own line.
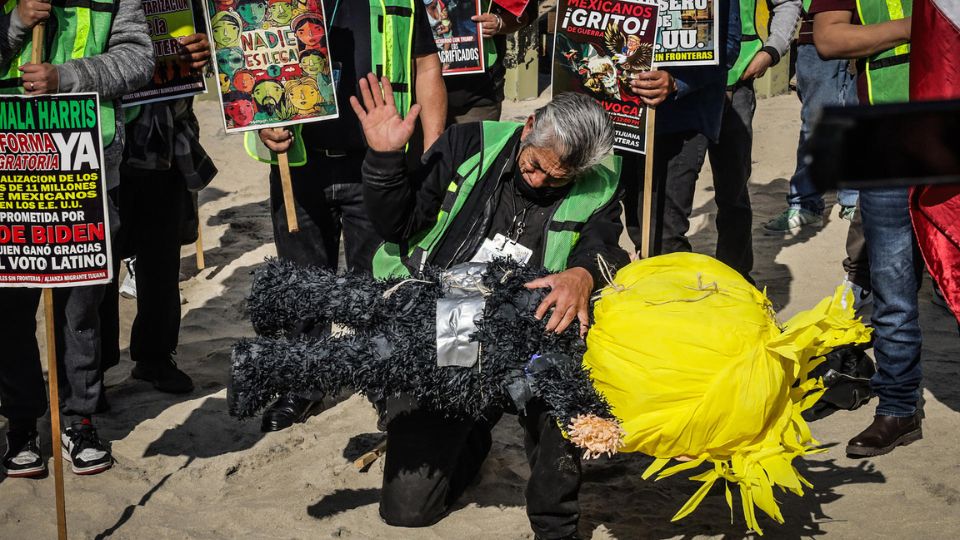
left=542, top=154, right=620, bottom=272
left=373, top=121, right=621, bottom=278
left=728, top=0, right=761, bottom=85
left=371, top=0, right=415, bottom=117
left=856, top=0, right=912, bottom=104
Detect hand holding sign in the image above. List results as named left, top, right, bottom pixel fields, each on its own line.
left=20, top=63, right=58, bottom=95
left=349, top=74, right=422, bottom=153
left=628, top=70, right=675, bottom=107
left=178, top=33, right=211, bottom=70
left=16, top=0, right=51, bottom=28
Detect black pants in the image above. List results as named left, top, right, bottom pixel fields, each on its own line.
left=122, top=165, right=186, bottom=364
left=623, top=86, right=755, bottom=279
left=380, top=396, right=582, bottom=538
left=0, top=285, right=107, bottom=424
left=268, top=151, right=380, bottom=272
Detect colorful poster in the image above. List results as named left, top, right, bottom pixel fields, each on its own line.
left=654, top=0, right=717, bottom=66
left=122, top=0, right=207, bottom=107
left=206, top=0, right=339, bottom=133
left=553, top=0, right=660, bottom=154
left=0, top=94, right=113, bottom=287
left=427, top=0, right=486, bottom=76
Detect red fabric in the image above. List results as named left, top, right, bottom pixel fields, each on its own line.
left=910, top=0, right=960, bottom=102
left=909, top=0, right=960, bottom=320
left=911, top=185, right=960, bottom=318
left=492, top=0, right=530, bottom=17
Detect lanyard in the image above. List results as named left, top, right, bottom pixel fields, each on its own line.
left=330, top=0, right=342, bottom=25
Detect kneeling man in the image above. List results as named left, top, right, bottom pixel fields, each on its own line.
left=351, top=74, right=628, bottom=539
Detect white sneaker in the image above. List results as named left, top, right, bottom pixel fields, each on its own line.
left=841, top=279, right=873, bottom=319
left=61, top=420, right=112, bottom=475
left=119, top=258, right=137, bottom=299
left=763, top=208, right=823, bottom=234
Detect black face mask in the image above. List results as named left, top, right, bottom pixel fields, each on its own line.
left=512, top=166, right=571, bottom=203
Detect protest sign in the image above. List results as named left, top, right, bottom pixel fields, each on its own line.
left=654, top=0, right=718, bottom=66
left=553, top=0, right=660, bottom=154
left=427, top=0, right=486, bottom=76
left=0, top=94, right=112, bottom=287
left=122, top=0, right=207, bottom=106
left=206, top=0, right=339, bottom=132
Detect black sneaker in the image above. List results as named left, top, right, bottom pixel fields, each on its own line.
left=2, top=431, right=46, bottom=478
left=132, top=357, right=194, bottom=394
left=61, top=420, right=112, bottom=475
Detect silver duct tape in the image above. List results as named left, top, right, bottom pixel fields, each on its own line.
left=435, top=263, right=488, bottom=368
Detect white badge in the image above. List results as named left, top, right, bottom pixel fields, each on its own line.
left=471, top=233, right=533, bottom=265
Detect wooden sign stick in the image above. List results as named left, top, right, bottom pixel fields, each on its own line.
left=32, top=21, right=69, bottom=540
left=274, top=128, right=299, bottom=233
left=43, top=289, right=68, bottom=540
left=640, top=106, right=656, bottom=260
left=195, top=220, right=205, bottom=271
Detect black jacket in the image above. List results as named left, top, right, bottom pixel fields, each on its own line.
left=361, top=123, right=629, bottom=288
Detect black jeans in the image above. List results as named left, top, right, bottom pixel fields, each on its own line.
left=0, top=285, right=107, bottom=424
left=623, top=86, right=755, bottom=279
left=119, top=165, right=187, bottom=365
left=268, top=151, right=380, bottom=273
left=379, top=395, right=582, bottom=538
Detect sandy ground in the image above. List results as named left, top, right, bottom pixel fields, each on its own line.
left=1, top=88, right=959, bottom=540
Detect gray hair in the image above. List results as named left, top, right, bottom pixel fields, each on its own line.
left=521, top=92, right=615, bottom=177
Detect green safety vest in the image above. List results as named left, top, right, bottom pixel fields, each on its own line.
left=245, top=0, right=417, bottom=166
left=0, top=0, right=118, bottom=146
left=728, top=0, right=765, bottom=85
left=372, top=121, right=621, bottom=279
left=856, top=0, right=911, bottom=105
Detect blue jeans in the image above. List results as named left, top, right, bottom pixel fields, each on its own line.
left=788, top=44, right=859, bottom=213
left=860, top=188, right=923, bottom=417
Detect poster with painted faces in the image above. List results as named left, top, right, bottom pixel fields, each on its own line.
left=206, top=0, right=338, bottom=132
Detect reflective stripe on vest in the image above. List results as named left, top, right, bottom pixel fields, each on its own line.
left=371, top=0, right=415, bottom=116
left=856, top=0, right=912, bottom=104
left=728, top=0, right=769, bottom=85
left=0, top=0, right=118, bottom=147
left=372, top=121, right=621, bottom=279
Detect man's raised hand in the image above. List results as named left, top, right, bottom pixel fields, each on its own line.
left=349, top=73, right=421, bottom=153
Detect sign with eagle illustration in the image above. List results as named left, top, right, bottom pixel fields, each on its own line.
left=553, top=0, right=660, bottom=154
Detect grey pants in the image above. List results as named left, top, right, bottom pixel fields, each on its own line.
left=0, top=285, right=106, bottom=424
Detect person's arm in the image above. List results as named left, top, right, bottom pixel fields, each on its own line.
left=353, top=73, right=458, bottom=242
left=0, top=0, right=49, bottom=65
left=525, top=192, right=630, bottom=337
left=813, top=10, right=910, bottom=59
left=48, top=0, right=154, bottom=97
left=742, top=0, right=802, bottom=80
left=414, top=52, right=446, bottom=151
left=473, top=1, right=536, bottom=37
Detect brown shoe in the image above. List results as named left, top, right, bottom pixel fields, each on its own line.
left=846, top=414, right=922, bottom=457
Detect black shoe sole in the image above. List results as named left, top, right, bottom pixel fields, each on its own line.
left=846, top=428, right=922, bottom=457
left=61, top=448, right=112, bottom=475
left=260, top=401, right=325, bottom=433
left=131, top=369, right=194, bottom=394
left=2, top=464, right=47, bottom=478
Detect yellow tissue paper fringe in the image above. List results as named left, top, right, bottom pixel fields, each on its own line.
left=584, top=253, right=871, bottom=534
